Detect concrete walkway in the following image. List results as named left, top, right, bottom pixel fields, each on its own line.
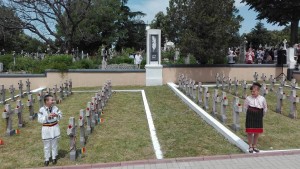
left=36, top=150, right=300, bottom=169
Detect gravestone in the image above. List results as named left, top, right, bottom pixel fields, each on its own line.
left=269, top=75, right=276, bottom=91
left=212, top=89, right=220, bottom=117
left=215, top=73, right=221, bottom=89
left=27, top=94, right=36, bottom=120
left=241, top=80, right=247, bottom=99
left=59, top=84, right=64, bottom=100
left=178, top=74, right=184, bottom=89
left=290, top=78, right=298, bottom=90
left=233, top=77, right=239, bottom=96
left=260, top=83, right=268, bottom=97
left=53, top=85, right=59, bottom=103
left=45, top=88, right=51, bottom=95
left=25, top=79, right=31, bottom=94
left=280, top=76, right=286, bottom=87
left=68, top=80, right=73, bottom=95
left=220, top=92, right=228, bottom=123
left=191, top=80, right=196, bottom=100
left=2, top=104, right=15, bottom=136
left=261, top=73, right=267, bottom=83
left=253, top=72, right=258, bottom=82
left=276, top=87, right=286, bottom=113
left=0, top=85, right=5, bottom=104
left=78, top=109, right=86, bottom=146
left=221, top=74, right=226, bottom=91
left=227, top=78, right=232, bottom=92
left=64, top=81, right=69, bottom=97
left=187, top=79, right=192, bottom=96
left=198, top=82, right=203, bottom=106
left=15, top=100, right=24, bottom=127
left=37, top=90, right=44, bottom=108
left=67, top=117, right=77, bottom=161
left=86, top=102, right=93, bottom=134
left=289, top=89, right=299, bottom=119
left=232, top=97, right=242, bottom=131
left=18, top=80, right=24, bottom=98
left=91, top=97, right=98, bottom=126
left=9, top=85, right=16, bottom=101
left=107, top=80, right=112, bottom=98
left=203, top=87, right=210, bottom=110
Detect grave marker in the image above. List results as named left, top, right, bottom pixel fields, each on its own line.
left=198, top=82, right=203, bottom=106
left=234, top=77, right=239, bottom=96
left=78, top=109, right=86, bottom=146
left=15, top=100, right=24, bottom=127
left=0, top=85, right=5, bottom=104
left=191, top=80, right=196, bottom=100
left=27, top=94, right=36, bottom=120
left=242, top=80, right=247, bottom=99
left=64, top=80, right=69, bottom=97
left=289, top=89, right=299, bottom=119
left=67, top=117, right=77, bottom=161
left=212, top=89, right=220, bottom=117
left=37, top=90, right=44, bottom=108
left=53, top=85, right=59, bottom=103
left=25, top=79, right=31, bottom=94
left=253, top=72, right=258, bottom=82
left=280, top=76, right=286, bottom=87
left=9, top=85, right=16, bottom=101
left=215, top=73, right=220, bottom=89
left=68, top=79, right=73, bottom=95
left=86, top=102, right=93, bottom=134
left=203, top=87, right=210, bottom=110
left=2, top=104, right=15, bottom=136
left=59, top=84, right=64, bottom=100
left=290, top=78, right=298, bottom=90
left=261, top=73, right=267, bottom=83
left=260, top=83, right=268, bottom=97
left=231, top=97, right=242, bottom=131
left=220, top=92, right=228, bottom=123
left=276, top=87, right=286, bottom=114
left=269, top=75, right=276, bottom=92
left=18, top=80, right=24, bottom=98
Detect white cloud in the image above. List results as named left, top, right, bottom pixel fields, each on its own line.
left=129, top=0, right=169, bottom=24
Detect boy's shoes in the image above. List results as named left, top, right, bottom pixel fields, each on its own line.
left=44, top=161, right=49, bottom=166
left=52, top=159, right=57, bottom=165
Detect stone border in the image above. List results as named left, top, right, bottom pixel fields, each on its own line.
left=32, top=149, right=300, bottom=169
left=167, top=82, right=249, bottom=153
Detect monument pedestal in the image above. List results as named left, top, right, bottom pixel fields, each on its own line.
left=145, top=64, right=163, bottom=86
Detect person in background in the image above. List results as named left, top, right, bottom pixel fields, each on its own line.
left=245, top=48, right=255, bottom=64
left=38, top=95, right=62, bottom=166
left=134, top=52, right=143, bottom=69
left=244, top=83, right=267, bottom=153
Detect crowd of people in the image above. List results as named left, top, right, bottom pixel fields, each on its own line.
left=228, top=44, right=300, bottom=64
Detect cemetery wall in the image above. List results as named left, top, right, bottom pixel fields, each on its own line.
left=163, top=64, right=288, bottom=84
left=0, top=65, right=288, bottom=88
left=292, top=71, right=300, bottom=81
left=0, top=69, right=146, bottom=88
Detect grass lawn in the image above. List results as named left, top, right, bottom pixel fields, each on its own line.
left=184, top=81, right=300, bottom=151
left=0, top=85, right=242, bottom=168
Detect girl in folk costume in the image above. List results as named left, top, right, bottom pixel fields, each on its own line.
left=245, top=48, right=255, bottom=64
left=38, top=95, right=62, bottom=166
left=244, top=82, right=267, bottom=153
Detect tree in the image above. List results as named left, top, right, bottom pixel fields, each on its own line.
left=156, top=0, right=243, bottom=64
left=245, top=22, right=272, bottom=49
left=242, top=0, right=300, bottom=45
left=3, top=0, right=92, bottom=51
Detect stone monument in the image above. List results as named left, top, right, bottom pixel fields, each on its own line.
left=145, top=29, right=162, bottom=86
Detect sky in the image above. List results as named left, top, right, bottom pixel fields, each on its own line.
left=127, top=0, right=286, bottom=35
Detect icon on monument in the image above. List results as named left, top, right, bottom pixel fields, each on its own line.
left=150, top=35, right=158, bottom=61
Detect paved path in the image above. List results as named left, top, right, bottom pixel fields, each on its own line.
left=36, top=150, right=300, bottom=169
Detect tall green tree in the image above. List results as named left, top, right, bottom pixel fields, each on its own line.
left=157, top=0, right=243, bottom=64
left=245, top=22, right=272, bottom=49
left=242, top=0, right=300, bottom=45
